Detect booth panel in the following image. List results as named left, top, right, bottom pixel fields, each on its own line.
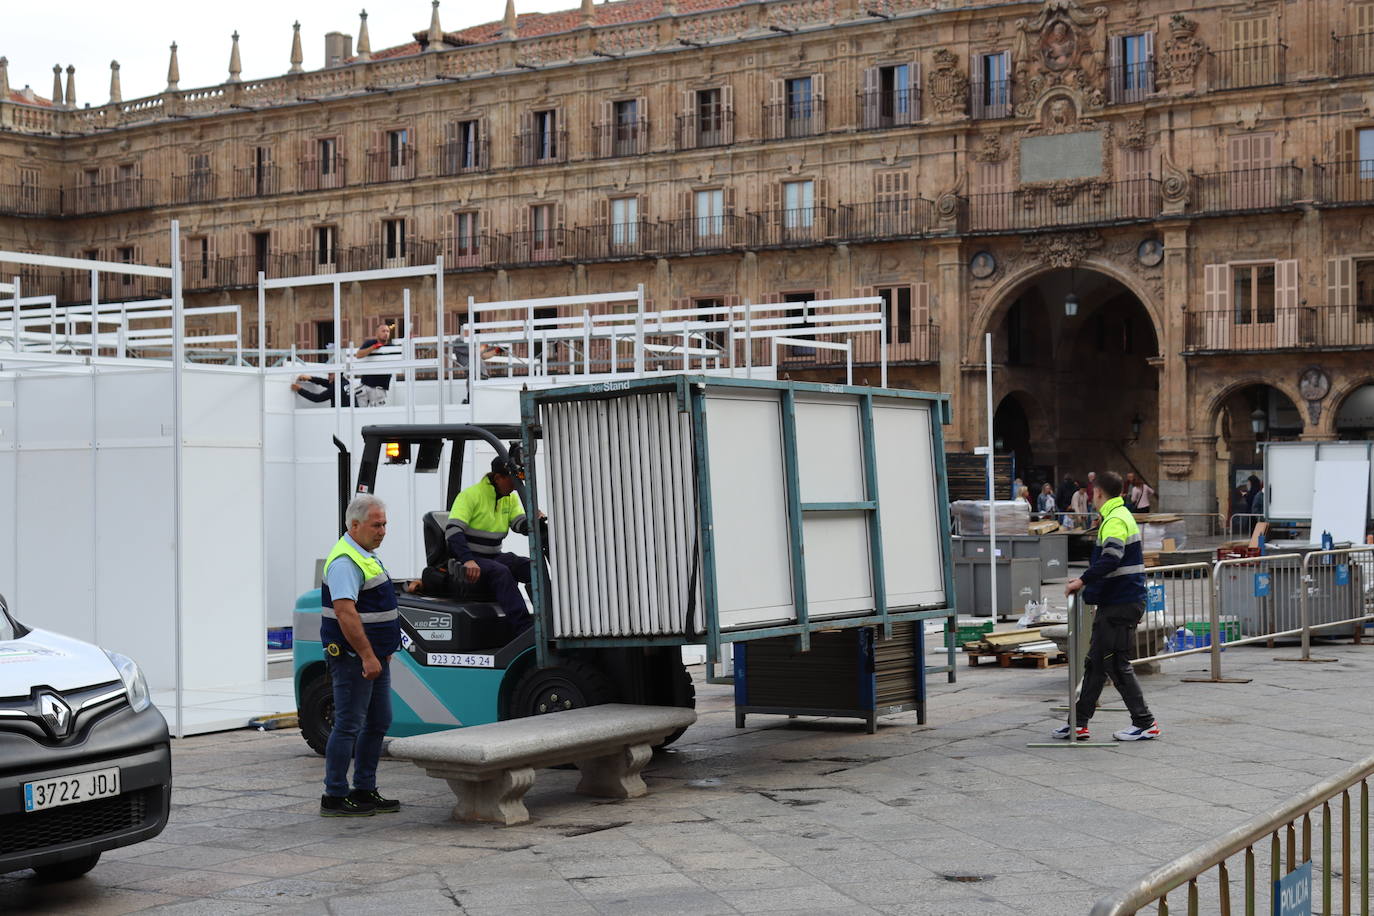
left=95, top=369, right=171, bottom=443
left=803, top=511, right=875, bottom=618
left=16, top=449, right=96, bottom=639
left=872, top=400, right=945, bottom=608
left=793, top=396, right=865, bottom=503
left=18, top=375, right=94, bottom=445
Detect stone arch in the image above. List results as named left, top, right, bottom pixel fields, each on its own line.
left=1320, top=375, right=1374, bottom=437
left=964, top=258, right=1164, bottom=365
left=1202, top=376, right=1307, bottom=437
left=995, top=388, right=1052, bottom=445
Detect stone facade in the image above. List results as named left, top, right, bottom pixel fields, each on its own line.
left=3, top=0, right=1374, bottom=517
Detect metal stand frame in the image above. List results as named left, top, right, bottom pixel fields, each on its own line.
left=1028, top=594, right=1116, bottom=749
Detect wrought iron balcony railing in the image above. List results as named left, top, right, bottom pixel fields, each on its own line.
left=592, top=120, right=649, bottom=159
left=969, top=79, right=1012, bottom=120
left=297, top=157, right=348, bottom=192
left=653, top=215, right=753, bottom=255
left=1315, top=160, right=1374, bottom=206
left=837, top=198, right=935, bottom=240
left=676, top=108, right=735, bottom=150
left=1107, top=60, right=1155, bottom=104
left=1332, top=32, right=1374, bottom=78
left=0, top=183, right=62, bottom=218
left=233, top=165, right=280, bottom=199
left=763, top=99, right=826, bottom=140
left=515, top=130, right=569, bottom=167
left=365, top=146, right=417, bottom=184
left=504, top=229, right=572, bottom=266
left=965, top=178, right=1161, bottom=233
left=1209, top=44, right=1285, bottom=91
left=574, top=222, right=656, bottom=261
left=64, top=179, right=159, bottom=215
left=171, top=172, right=218, bottom=205
left=1184, top=304, right=1374, bottom=352
left=436, top=139, right=490, bottom=176
left=1191, top=165, right=1301, bottom=214
left=750, top=207, right=836, bottom=247
left=437, top=233, right=505, bottom=271
left=856, top=87, right=922, bottom=130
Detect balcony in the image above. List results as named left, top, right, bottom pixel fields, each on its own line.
left=365, top=146, right=416, bottom=184
left=1315, top=160, right=1374, bottom=206
left=837, top=198, right=934, bottom=241
left=515, top=130, right=568, bottom=167
left=1107, top=60, right=1155, bottom=104
left=856, top=88, right=921, bottom=131
left=965, top=179, right=1161, bottom=233
left=233, top=165, right=280, bottom=199
left=1209, top=45, right=1285, bottom=91
left=436, top=140, right=490, bottom=176
left=0, top=183, right=62, bottom=218
left=763, top=100, right=825, bottom=140
left=63, top=179, right=159, bottom=216
left=298, top=157, right=348, bottom=192
left=750, top=208, right=836, bottom=247
left=592, top=120, right=649, bottom=159
left=1184, top=304, right=1374, bottom=352
left=171, top=172, right=218, bottom=205
left=781, top=321, right=940, bottom=367
left=676, top=109, right=734, bottom=150
left=505, top=229, right=572, bottom=266
left=217, top=254, right=291, bottom=288
left=654, top=215, right=753, bottom=256
left=969, top=79, right=1012, bottom=120
left=1332, top=32, right=1374, bottom=78
left=574, top=222, right=655, bottom=260
left=1191, top=166, right=1301, bottom=214
left=437, top=234, right=504, bottom=271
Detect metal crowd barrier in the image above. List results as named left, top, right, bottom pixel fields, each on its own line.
left=1090, top=750, right=1373, bottom=915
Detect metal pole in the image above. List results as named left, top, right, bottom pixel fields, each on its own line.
left=256, top=272, right=266, bottom=368
left=10, top=275, right=19, bottom=352
left=170, top=219, right=185, bottom=740
left=880, top=295, right=888, bottom=389
left=1028, top=594, right=1114, bottom=748
left=332, top=280, right=342, bottom=439
left=435, top=256, right=445, bottom=421
left=986, top=332, right=997, bottom=620
left=744, top=300, right=753, bottom=378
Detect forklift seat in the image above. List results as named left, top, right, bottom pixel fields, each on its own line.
left=423, top=510, right=450, bottom=567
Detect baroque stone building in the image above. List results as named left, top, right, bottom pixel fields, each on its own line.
left=3, top=0, right=1374, bottom=520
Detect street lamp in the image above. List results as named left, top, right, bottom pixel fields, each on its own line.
left=1130, top=412, right=1143, bottom=440
left=1250, top=406, right=1267, bottom=436
left=1064, top=292, right=1079, bottom=317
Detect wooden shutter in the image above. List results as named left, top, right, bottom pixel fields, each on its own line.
left=295, top=321, right=313, bottom=350
left=862, top=67, right=879, bottom=129
left=721, top=84, right=735, bottom=144
left=1203, top=263, right=1231, bottom=349
left=636, top=95, right=648, bottom=152
left=813, top=72, right=826, bottom=130
left=725, top=185, right=737, bottom=215
left=768, top=78, right=784, bottom=139
left=1327, top=257, right=1354, bottom=306
left=907, top=61, right=922, bottom=122
left=680, top=89, right=697, bottom=149
left=766, top=181, right=782, bottom=226
left=1108, top=35, right=1123, bottom=102
left=1275, top=259, right=1299, bottom=345
left=599, top=100, right=614, bottom=158
left=1144, top=32, right=1156, bottom=91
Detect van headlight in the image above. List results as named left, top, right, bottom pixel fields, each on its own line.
left=104, top=650, right=152, bottom=713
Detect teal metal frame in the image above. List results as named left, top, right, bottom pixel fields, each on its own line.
left=519, top=375, right=957, bottom=676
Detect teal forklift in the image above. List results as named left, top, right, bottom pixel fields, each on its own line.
left=291, top=423, right=694, bottom=754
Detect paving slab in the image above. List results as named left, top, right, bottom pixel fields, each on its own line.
left=2, top=639, right=1373, bottom=914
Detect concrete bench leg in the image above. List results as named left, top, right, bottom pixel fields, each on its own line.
left=444, top=766, right=536, bottom=826
left=574, top=741, right=652, bottom=799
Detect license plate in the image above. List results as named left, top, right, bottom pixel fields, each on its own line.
left=24, top=767, right=121, bottom=812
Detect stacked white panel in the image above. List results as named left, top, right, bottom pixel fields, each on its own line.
left=540, top=392, right=700, bottom=638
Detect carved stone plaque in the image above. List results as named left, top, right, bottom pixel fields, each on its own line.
left=1020, top=130, right=1103, bottom=183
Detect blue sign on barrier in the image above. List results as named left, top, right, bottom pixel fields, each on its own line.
left=1273, top=860, right=1312, bottom=916
left=1146, top=583, right=1166, bottom=614
left=1336, top=564, right=1350, bottom=586
left=1254, top=573, right=1272, bottom=597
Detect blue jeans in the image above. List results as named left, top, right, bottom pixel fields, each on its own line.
left=323, top=649, right=392, bottom=797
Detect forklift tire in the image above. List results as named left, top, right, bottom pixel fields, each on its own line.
left=299, top=675, right=333, bottom=756
left=509, top=658, right=616, bottom=718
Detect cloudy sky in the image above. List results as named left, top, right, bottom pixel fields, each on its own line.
left=5, top=0, right=571, bottom=105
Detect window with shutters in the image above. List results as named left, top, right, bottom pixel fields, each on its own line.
left=610, top=197, right=638, bottom=248
left=783, top=180, right=815, bottom=234
left=188, top=236, right=210, bottom=282
left=1226, top=133, right=1277, bottom=209
left=1223, top=17, right=1278, bottom=89
left=1343, top=5, right=1374, bottom=77
left=1360, top=129, right=1374, bottom=179
left=694, top=189, right=725, bottom=241
left=117, top=246, right=136, bottom=290
left=611, top=100, right=641, bottom=157
left=1355, top=259, right=1374, bottom=322
left=873, top=170, right=912, bottom=234
left=454, top=211, right=480, bottom=258
left=18, top=167, right=39, bottom=211
left=785, top=77, right=814, bottom=137
left=247, top=323, right=273, bottom=349
left=534, top=110, right=558, bottom=161
left=251, top=232, right=270, bottom=279
left=442, top=120, right=483, bottom=175
left=974, top=52, right=1011, bottom=118
left=697, top=89, right=723, bottom=144
left=186, top=153, right=213, bottom=203
left=861, top=64, right=920, bottom=129
left=877, top=286, right=913, bottom=345
left=531, top=204, right=555, bottom=255
left=318, top=138, right=338, bottom=174
left=1233, top=263, right=1277, bottom=325
left=387, top=129, right=409, bottom=168
left=303, top=137, right=342, bottom=191
left=1110, top=33, right=1155, bottom=103
left=383, top=219, right=406, bottom=262
left=314, top=226, right=337, bottom=269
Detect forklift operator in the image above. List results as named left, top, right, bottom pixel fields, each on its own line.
left=444, top=454, right=536, bottom=630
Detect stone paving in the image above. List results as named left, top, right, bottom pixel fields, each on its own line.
left=4, top=636, right=1373, bottom=915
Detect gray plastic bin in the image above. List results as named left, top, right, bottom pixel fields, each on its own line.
left=952, top=535, right=1069, bottom=582
left=955, top=557, right=1041, bottom=619
left=1217, top=548, right=1364, bottom=639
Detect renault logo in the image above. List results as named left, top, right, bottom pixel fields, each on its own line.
left=37, top=692, right=73, bottom=739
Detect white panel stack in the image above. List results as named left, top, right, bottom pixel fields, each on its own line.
left=540, top=392, right=700, bottom=638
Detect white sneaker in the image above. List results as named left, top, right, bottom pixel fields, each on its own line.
left=1051, top=724, right=1090, bottom=740
left=1113, top=722, right=1161, bottom=741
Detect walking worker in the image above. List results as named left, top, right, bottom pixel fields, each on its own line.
left=446, top=449, right=537, bottom=631
left=318, top=494, right=402, bottom=816
left=1054, top=470, right=1161, bottom=742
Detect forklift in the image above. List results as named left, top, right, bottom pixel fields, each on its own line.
left=292, top=423, right=695, bottom=755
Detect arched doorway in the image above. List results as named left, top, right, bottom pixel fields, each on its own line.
left=984, top=266, right=1160, bottom=489
left=1210, top=383, right=1302, bottom=523
left=994, top=394, right=1032, bottom=488
left=1335, top=384, right=1374, bottom=439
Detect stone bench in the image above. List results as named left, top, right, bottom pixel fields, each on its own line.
left=385, top=704, right=696, bottom=826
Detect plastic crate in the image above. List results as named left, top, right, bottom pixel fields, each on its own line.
left=955, top=620, right=995, bottom=646
left=1166, top=628, right=1226, bottom=653
left=267, top=627, right=293, bottom=650
left=1184, top=618, right=1240, bottom=642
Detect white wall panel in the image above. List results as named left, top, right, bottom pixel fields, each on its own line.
left=794, top=397, right=865, bottom=502
left=17, top=375, right=93, bottom=445
left=803, top=512, right=874, bottom=618
left=16, top=449, right=96, bottom=640
left=95, top=370, right=171, bottom=443
left=873, top=399, right=946, bottom=608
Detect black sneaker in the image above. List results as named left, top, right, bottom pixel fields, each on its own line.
left=320, top=793, right=376, bottom=817
left=349, top=788, right=400, bottom=813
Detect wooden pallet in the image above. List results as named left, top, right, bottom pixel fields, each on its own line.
left=965, top=649, right=1067, bottom=669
